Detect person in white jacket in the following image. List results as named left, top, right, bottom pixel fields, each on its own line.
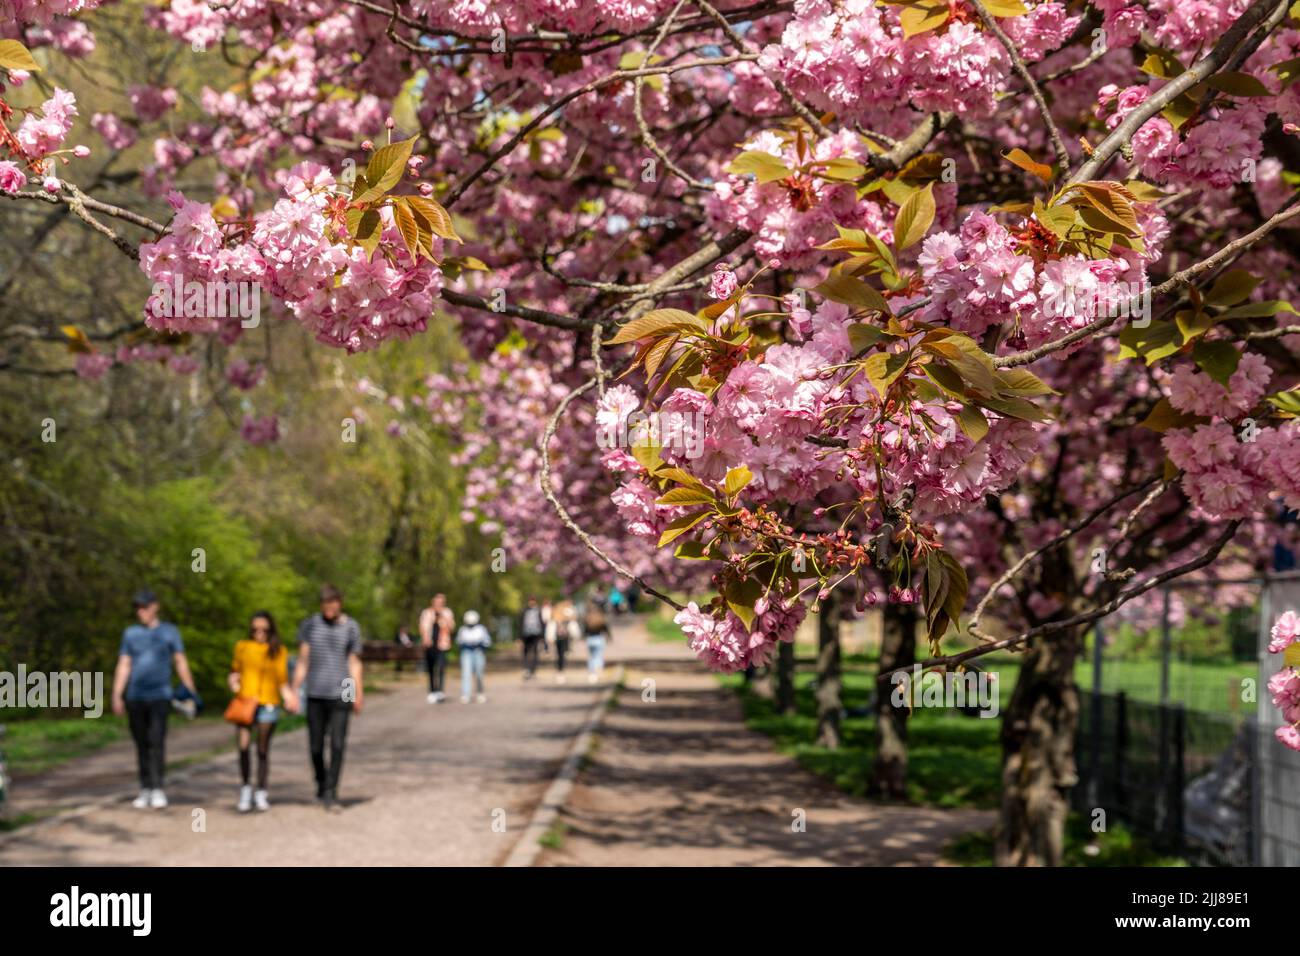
left=456, top=610, right=492, bottom=703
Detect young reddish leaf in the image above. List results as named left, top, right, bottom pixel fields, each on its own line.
left=656, top=486, right=717, bottom=507
left=354, top=136, right=417, bottom=203
left=1003, top=148, right=1054, bottom=184
left=607, top=309, right=708, bottom=345
left=0, top=40, right=40, bottom=72
left=658, top=510, right=709, bottom=547
left=893, top=181, right=936, bottom=251
left=725, top=150, right=791, bottom=183
left=723, top=465, right=753, bottom=498
left=815, top=274, right=891, bottom=313
left=407, top=196, right=461, bottom=242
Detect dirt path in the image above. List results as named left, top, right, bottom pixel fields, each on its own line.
left=0, top=649, right=606, bottom=866
left=539, top=620, right=993, bottom=866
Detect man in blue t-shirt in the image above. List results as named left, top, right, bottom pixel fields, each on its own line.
left=111, top=589, right=198, bottom=810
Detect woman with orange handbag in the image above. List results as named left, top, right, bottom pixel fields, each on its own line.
left=227, top=611, right=297, bottom=812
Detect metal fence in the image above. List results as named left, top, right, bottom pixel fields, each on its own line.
left=1071, top=570, right=1300, bottom=865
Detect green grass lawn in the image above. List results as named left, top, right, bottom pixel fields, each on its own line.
left=722, top=648, right=1202, bottom=865
left=644, top=613, right=684, bottom=643
left=2, top=708, right=309, bottom=779
left=3, top=714, right=132, bottom=777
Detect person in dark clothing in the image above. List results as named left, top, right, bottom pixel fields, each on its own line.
left=292, top=584, right=363, bottom=813
left=419, top=593, right=454, bottom=702
left=111, top=589, right=199, bottom=810
left=519, top=595, right=547, bottom=680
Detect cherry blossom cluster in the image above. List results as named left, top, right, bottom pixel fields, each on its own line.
left=138, top=162, right=443, bottom=352
left=757, top=0, right=1078, bottom=128
left=1268, top=611, right=1300, bottom=749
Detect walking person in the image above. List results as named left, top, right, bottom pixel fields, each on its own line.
left=419, top=593, right=455, bottom=703
left=227, top=612, right=297, bottom=812
left=519, top=596, right=546, bottom=680
left=457, top=610, right=491, bottom=703
left=292, top=584, right=363, bottom=813
left=582, top=592, right=611, bottom=684
left=111, top=589, right=199, bottom=810
left=548, top=599, right=578, bottom=684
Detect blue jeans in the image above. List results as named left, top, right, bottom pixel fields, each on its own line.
left=585, top=635, right=606, bottom=673
left=460, top=646, right=486, bottom=698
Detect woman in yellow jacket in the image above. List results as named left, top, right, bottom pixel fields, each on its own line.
left=229, top=611, right=297, bottom=812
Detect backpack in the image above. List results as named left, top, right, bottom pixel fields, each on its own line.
left=522, top=607, right=544, bottom=637
left=583, top=603, right=607, bottom=635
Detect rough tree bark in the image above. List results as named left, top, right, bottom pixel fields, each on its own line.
left=815, top=592, right=842, bottom=749
left=995, top=556, right=1083, bottom=866
left=870, top=602, right=917, bottom=800
left=775, top=638, right=796, bottom=715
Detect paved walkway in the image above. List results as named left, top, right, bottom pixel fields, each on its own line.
left=0, top=649, right=606, bottom=866
left=2, top=616, right=991, bottom=866
left=540, top=620, right=993, bottom=866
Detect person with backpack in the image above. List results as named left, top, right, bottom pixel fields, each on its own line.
left=547, top=599, right=579, bottom=684
left=518, top=596, right=546, bottom=680
left=582, top=592, right=611, bottom=684
left=419, top=593, right=455, bottom=703
left=457, top=609, right=492, bottom=703
left=111, top=588, right=199, bottom=810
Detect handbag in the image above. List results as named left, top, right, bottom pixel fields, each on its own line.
left=223, top=694, right=258, bottom=725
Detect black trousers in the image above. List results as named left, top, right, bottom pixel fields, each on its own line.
left=126, top=699, right=170, bottom=790
left=555, top=638, right=569, bottom=673
left=307, top=697, right=351, bottom=797
left=425, top=647, right=446, bottom=693
left=522, top=635, right=543, bottom=673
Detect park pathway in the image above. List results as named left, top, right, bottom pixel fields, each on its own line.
left=2, top=616, right=991, bottom=866
left=0, top=647, right=606, bottom=866
left=540, top=618, right=993, bottom=866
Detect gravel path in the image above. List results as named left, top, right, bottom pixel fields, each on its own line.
left=0, top=647, right=606, bottom=866
left=539, top=620, right=994, bottom=866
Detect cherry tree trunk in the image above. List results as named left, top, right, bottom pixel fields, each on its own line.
left=775, top=638, right=796, bottom=715
left=815, top=593, right=842, bottom=749
left=870, top=602, right=916, bottom=800
left=995, top=623, right=1084, bottom=866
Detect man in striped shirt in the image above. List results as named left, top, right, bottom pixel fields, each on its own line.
left=292, top=584, right=363, bottom=813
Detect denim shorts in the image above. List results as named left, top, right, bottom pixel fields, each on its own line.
left=255, top=704, right=280, bottom=724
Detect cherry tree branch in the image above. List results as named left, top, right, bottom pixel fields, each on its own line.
left=993, top=202, right=1300, bottom=367
left=538, top=374, right=686, bottom=611
left=969, top=0, right=1069, bottom=169
left=1068, top=0, right=1286, bottom=185
left=881, top=520, right=1241, bottom=681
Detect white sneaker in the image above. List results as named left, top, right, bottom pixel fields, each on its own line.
left=460, top=695, right=470, bottom=704
left=587, top=672, right=599, bottom=684
left=427, top=692, right=438, bottom=704
left=434, top=692, right=445, bottom=702
left=253, top=789, right=271, bottom=812
left=556, top=673, right=566, bottom=684
left=237, top=785, right=253, bottom=812
left=149, top=788, right=168, bottom=809
left=475, top=693, right=487, bottom=703
left=132, top=789, right=151, bottom=809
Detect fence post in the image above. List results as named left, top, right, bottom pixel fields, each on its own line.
left=1168, top=704, right=1186, bottom=851
left=1159, top=586, right=1172, bottom=707
left=1088, top=622, right=1104, bottom=807
left=1115, top=691, right=1128, bottom=813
